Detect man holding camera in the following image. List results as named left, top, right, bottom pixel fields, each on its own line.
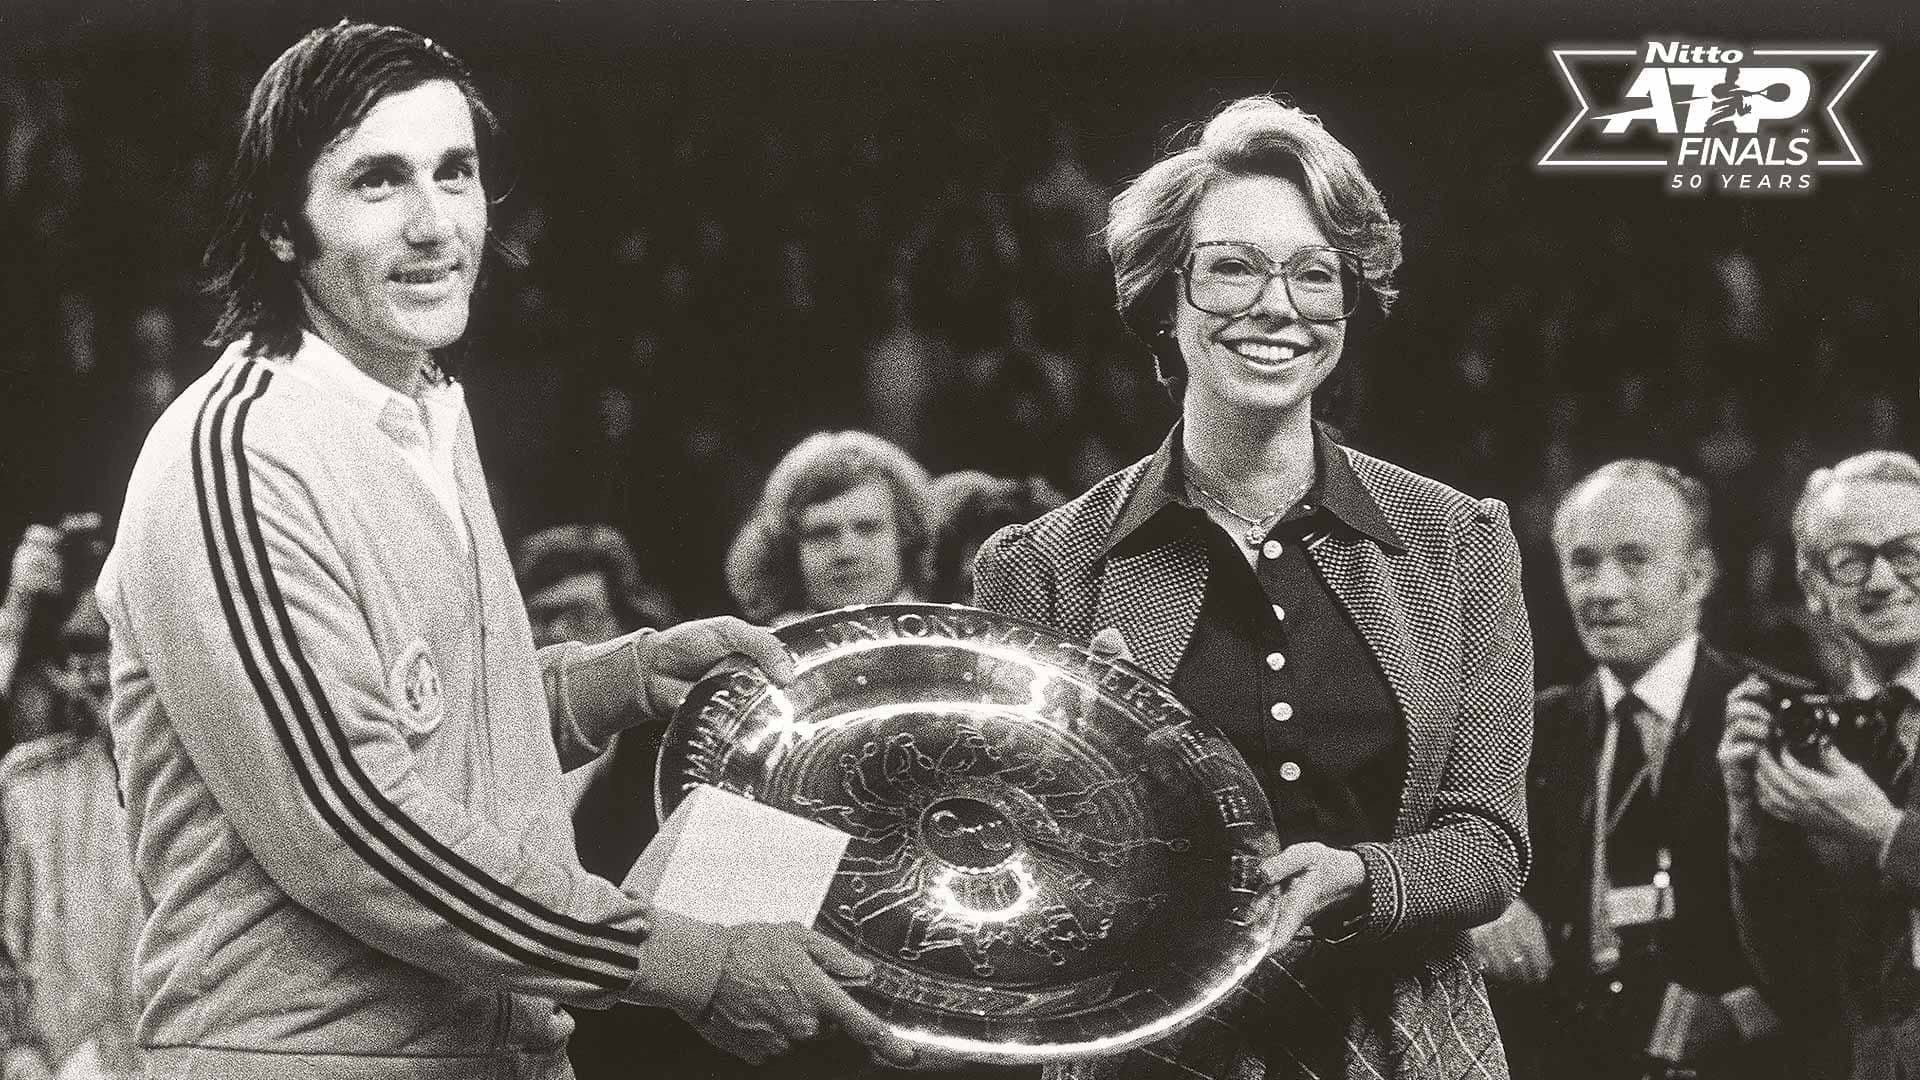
left=1721, top=450, right=1920, bottom=1080
left=1475, top=460, right=1776, bottom=1079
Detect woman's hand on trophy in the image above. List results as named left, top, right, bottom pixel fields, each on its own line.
left=634, top=616, right=798, bottom=720
left=1256, top=842, right=1366, bottom=956
left=1468, top=897, right=1553, bottom=984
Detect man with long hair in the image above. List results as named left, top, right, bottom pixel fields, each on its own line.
left=726, top=431, right=934, bottom=624
left=98, top=21, right=912, bottom=1078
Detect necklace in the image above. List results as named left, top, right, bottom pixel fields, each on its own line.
left=1184, top=454, right=1314, bottom=548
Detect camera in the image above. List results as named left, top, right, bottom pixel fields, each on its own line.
left=1767, top=691, right=1902, bottom=785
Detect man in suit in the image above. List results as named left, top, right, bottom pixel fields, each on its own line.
left=1475, top=459, right=1777, bottom=1079
left=1721, top=450, right=1920, bottom=1080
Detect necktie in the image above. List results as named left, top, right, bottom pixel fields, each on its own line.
left=1878, top=685, right=1918, bottom=798
left=1878, top=684, right=1919, bottom=713
left=1607, top=693, right=1660, bottom=886
left=1609, top=695, right=1648, bottom=808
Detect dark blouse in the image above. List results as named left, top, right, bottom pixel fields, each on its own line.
left=1104, top=423, right=1408, bottom=847
left=1101, top=423, right=1411, bottom=1079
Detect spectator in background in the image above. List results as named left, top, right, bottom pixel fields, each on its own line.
left=518, top=523, right=682, bottom=655
left=926, top=470, right=1064, bottom=605
left=861, top=271, right=954, bottom=461
left=1477, top=461, right=1779, bottom=1080
left=929, top=293, right=1083, bottom=482
left=0, top=513, right=144, bottom=1079
left=0, top=514, right=104, bottom=752
left=1720, top=451, right=1920, bottom=1080
left=514, top=524, right=732, bottom=1080
left=726, top=430, right=933, bottom=625
left=514, top=521, right=683, bottom=881
left=128, top=304, right=182, bottom=421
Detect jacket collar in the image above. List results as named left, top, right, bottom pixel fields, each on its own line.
left=1103, top=420, right=1403, bottom=557
left=243, top=332, right=475, bottom=564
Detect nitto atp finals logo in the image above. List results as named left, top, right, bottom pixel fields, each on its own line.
left=1538, top=40, right=1876, bottom=194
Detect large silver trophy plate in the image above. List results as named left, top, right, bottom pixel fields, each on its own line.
left=657, top=604, right=1280, bottom=1065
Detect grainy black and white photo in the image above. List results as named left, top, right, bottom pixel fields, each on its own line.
left=0, top=1, right=1912, bottom=1078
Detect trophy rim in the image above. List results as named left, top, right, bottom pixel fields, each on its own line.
left=653, top=602, right=1280, bottom=1064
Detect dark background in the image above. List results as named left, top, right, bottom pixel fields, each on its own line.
left=1, top=0, right=1912, bottom=687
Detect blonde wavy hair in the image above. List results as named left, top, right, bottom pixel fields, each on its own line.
left=1106, top=95, right=1403, bottom=387
left=725, top=431, right=934, bottom=623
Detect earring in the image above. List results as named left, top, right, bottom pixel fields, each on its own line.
left=269, top=237, right=295, bottom=263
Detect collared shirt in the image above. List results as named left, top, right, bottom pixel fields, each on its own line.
left=1846, top=656, right=1920, bottom=701
left=1103, top=422, right=1406, bottom=1076
left=275, top=331, right=470, bottom=553
left=1844, top=657, right=1920, bottom=872
left=1848, top=656, right=1920, bottom=753
left=1598, top=633, right=1701, bottom=786
left=1106, top=422, right=1404, bottom=559
left=1587, top=635, right=1701, bottom=971
left=1103, top=423, right=1406, bottom=841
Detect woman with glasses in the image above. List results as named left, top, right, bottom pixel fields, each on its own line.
left=973, top=96, right=1533, bottom=1080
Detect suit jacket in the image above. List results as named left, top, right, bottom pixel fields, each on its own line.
left=974, top=433, right=1534, bottom=1080
left=1525, top=644, right=1757, bottom=996
left=1733, top=678, right=1920, bottom=1080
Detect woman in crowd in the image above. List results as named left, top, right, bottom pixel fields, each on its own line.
left=973, top=95, right=1534, bottom=1079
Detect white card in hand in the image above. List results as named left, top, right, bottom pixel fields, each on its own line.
left=624, top=784, right=850, bottom=926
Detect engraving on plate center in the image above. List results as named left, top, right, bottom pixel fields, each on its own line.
left=921, top=795, right=1017, bottom=870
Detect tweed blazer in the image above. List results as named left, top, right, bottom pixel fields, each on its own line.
left=974, top=435, right=1533, bottom=1080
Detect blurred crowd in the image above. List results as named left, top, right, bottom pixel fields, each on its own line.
left=2, top=26, right=1911, bottom=694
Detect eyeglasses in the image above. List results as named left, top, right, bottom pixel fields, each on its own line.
left=1811, top=532, right=1920, bottom=587
left=1177, top=241, right=1365, bottom=322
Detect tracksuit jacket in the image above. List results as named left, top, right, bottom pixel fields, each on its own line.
left=97, top=334, right=725, bottom=1079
